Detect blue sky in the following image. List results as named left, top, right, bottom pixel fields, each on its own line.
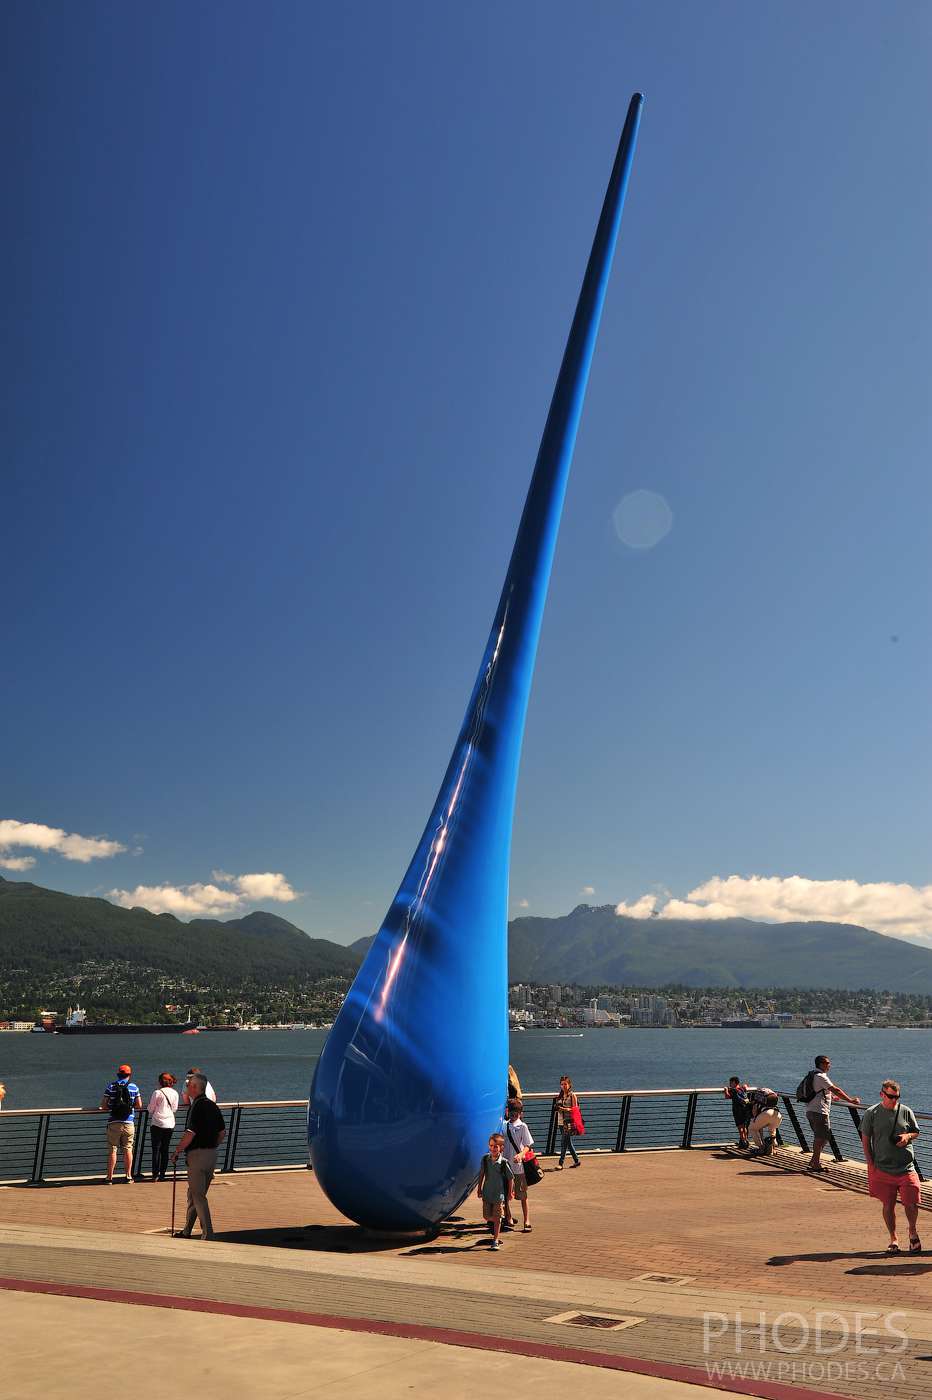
left=3, top=3, right=930, bottom=944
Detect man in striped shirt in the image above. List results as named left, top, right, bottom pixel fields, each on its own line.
left=99, top=1064, right=142, bottom=1184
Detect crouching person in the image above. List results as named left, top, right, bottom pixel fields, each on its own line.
left=749, top=1090, right=782, bottom=1155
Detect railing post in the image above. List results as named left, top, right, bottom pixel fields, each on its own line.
left=681, top=1093, right=698, bottom=1149
left=827, top=1127, right=846, bottom=1162
left=781, top=1096, right=809, bottom=1152
left=30, top=1114, right=50, bottom=1184
left=545, top=1102, right=558, bottom=1157
left=615, top=1095, right=632, bottom=1152
left=222, top=1105, right=242, bottom=1173
left=131, top=1110, right=149, bottom=1179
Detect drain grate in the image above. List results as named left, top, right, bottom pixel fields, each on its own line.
left=631, top=1272, right=695, bottom=1286
left=544, top=1310, right=645, bottom=1331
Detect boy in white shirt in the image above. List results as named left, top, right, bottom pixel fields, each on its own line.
left=502, top=1098, right=534, bottom=1232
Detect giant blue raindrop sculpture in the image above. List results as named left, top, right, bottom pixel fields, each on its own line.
left=309, top=95, right=644, bottom=1230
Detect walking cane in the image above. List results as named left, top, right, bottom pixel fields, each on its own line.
left=171, top=1158, right=178, bottom=1237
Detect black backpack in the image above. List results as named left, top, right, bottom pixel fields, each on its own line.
left=795, top=1070, right=815, bottom=1104
left=110, top=1081, right=132, bottom=1117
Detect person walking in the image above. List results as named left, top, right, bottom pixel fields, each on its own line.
left=554, top=1074, right=581, bottom=1169
left=99, top=1064, right=143, bottom=1184
left=171, top=1071, right=225, bottom=1239
left=147, top=1072, right=179, bottom=1181
left=804, top=1055, right=860, bottom=1173
left=861, top=1079, right=922, bottom=1255
left=503, top=1098, right=535, bottom=1231
left=476, top=1132, right=514, bottom=1251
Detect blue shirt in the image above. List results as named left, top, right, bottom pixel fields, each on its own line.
left=104, top=1078, right=139, bottom=1122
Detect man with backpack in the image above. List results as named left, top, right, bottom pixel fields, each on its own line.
left=99, top=1063, right=143, bottom=1184
left=798, top=1055, right=860, bottom=1173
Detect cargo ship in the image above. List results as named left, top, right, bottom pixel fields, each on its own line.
left=34, top=1006, right=191, bottom=1035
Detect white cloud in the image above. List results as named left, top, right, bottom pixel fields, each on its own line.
left=616, top=875, right=932, bottom=939
left=615, top=894, right=661, bottom=919
left=580, top=885, right=595, bottom=897
left=108, top=869, right=299, bottom=920
left=0, top=819, right=125, bottom=865
left=0, top=855, right=37, bottom=872
left=109, top=883, right=243, bottom=918
left=229, top=872, right=298, bottom=903
left=516, top=898, right=530, bottom=909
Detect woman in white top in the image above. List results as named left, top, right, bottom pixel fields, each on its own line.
left=148, top=1072, right=179, bottom=1180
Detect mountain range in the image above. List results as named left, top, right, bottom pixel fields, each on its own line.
left=3, top=877, right=932, bottom=993
left=0, top=876, right=359, bottom=983
left=353, top=903, right=932, bottom=993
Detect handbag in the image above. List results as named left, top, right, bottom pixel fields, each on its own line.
left=522, top=1150, right=543, bottom=1186
left=570, top=1103, right=586, bottom=1136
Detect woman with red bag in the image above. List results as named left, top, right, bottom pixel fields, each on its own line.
left=554, top=1074, right=582, bottom=1169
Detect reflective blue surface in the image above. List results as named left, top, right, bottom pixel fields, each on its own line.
left=309, top=96, right=644, bottom=1231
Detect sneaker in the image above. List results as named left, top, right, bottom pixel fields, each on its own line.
left=490, top=1240, right=502, bottom=1250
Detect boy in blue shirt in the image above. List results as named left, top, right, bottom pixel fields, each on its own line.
left=477, top=1132, right=514, bottom=1251
left=724, top=1077, right=752, bottom=1149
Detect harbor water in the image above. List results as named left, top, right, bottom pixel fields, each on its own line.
left=2, top=1027, right=932, bottom=1114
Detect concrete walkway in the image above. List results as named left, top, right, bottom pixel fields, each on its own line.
left=5, top=1290, right=712, bottom=1400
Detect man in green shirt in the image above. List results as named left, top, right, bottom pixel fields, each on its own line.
left=860, top=1079, right=922, bottom=1255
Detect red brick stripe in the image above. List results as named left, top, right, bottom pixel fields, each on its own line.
left=0, top=1275, right=838, bottom=1400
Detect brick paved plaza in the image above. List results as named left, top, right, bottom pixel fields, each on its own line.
left=3, top=1146, right=932, bottom=1398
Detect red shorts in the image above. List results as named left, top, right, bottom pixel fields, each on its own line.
left=867, top=1164, right=921, bottom=1207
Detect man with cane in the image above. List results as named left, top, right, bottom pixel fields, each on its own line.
left=170, top=1072, right=225, bottom=1239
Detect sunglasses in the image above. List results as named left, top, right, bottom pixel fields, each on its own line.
left=881, top=1089, right=899, bottom=1098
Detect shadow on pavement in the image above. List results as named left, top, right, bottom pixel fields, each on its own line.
left=848, top=1262, right=932, bottom=1276
left=769, top=1249, right=932, bottom=1276
left=214, top=1216, right=489, bottom=1255
left=214, top=1225, right=421, bottom=1253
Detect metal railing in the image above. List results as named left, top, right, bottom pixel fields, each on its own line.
left=772, top=1093, right=929, bottom=1182
left=3, top=1087, right=930, bottom=1185
left=521, top=1087, right=732, bottom=1156
left=0, top=1087, right=730, bottom=1185
left=0, top=1100, right=311, bottom=1185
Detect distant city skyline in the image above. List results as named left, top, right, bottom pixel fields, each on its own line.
left=4, top=6, right=930, bottom=946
